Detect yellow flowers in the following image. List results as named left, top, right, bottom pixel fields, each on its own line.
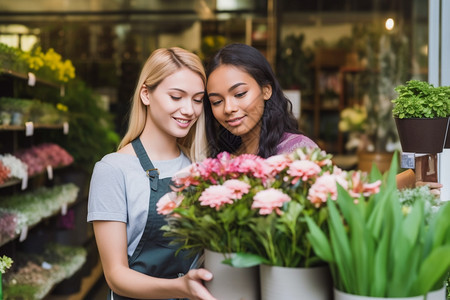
left=338, top=104, right=367, bottom=133
left=56, top=103, right=68, bottom=112
left=21, top=47, right=75, bottom=83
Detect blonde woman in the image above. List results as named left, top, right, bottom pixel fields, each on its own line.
left=88, top=47, right=215, bottom=300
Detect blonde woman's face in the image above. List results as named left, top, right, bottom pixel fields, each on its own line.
left=143, top=68, right=205, bottom=139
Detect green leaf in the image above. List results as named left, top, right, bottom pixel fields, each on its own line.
left=410, top=246, right=450, bottom=296
left=424, top=202, right=450, bottom=255
left=224, top=252, right=268, bottom=268
left=328, top=198, right=354, bottom=293
left=370, top=227, right=389, bottom=297
left=305, top=216, right=334, bottom=262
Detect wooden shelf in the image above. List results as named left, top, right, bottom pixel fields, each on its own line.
left=0, top=124, right=65, bottom=131
left=311, top=48, right=348, bottom=153
left=0, top=178, right=21, bottom=188
left=46, top=260, right=104, bottom=300
left=0, top=68, right=61, bottom=88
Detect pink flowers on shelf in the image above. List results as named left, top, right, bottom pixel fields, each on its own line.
left=157, top=147, right=381, bottom=267
left=14, top=143, right=73, bottom=176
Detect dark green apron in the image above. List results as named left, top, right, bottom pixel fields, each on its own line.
left=110, top=138, right=194, bottom=300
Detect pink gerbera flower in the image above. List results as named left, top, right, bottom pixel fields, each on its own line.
left=157, top=192, right=183, bottom=215
left=199, top=185, right=234, bottom=209
left=287, top=160, right=322, bottom=184
left=223, top=179, right=251, bottom=199
left=307, top=170, right=348, bottom=207
left=252, top=188, right=291, bottom=215
left=266, top=154, right=291, bottom=174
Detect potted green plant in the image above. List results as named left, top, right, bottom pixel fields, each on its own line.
left=306, top=154, right=450, bottom=299
left=392, top=80, right=450, bottom=153
left=0, top=255, right=13, bottom=299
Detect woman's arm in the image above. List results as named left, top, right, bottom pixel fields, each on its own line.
left=93, top=221, right=216, bottom=300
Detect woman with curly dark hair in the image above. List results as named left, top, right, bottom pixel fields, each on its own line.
left=204, top=43, right=317, bottom=158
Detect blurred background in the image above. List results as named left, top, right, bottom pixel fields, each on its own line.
left=0, top=0, right=430, bottom=154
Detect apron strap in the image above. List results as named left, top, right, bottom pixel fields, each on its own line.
left=131, top=138, right=159, bottom=191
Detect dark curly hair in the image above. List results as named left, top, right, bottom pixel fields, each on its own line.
left=204, top=43, right=300, bottom=158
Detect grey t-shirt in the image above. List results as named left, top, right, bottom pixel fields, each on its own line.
left=87, top=152, right=191, bottom=257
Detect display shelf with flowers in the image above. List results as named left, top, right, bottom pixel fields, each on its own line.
left=306, top=154, right=450, bottom=299
left=0, top=153, right=28, bottom=189
left=0, top=97, right=69, bottom=129
left=0, top=42, right=75, bottom=85
left=2, top=243, right=86, bottom=300
left=0, top=183, right=79, bottom=246
left=14, top=143, right=74, bottom=177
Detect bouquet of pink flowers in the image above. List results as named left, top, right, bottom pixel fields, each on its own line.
left=157, top=147, right=381, bottom=268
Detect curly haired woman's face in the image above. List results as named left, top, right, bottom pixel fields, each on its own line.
left=207, top=65, right=271, bottom=138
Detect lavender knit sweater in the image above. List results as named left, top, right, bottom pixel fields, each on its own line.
left=276, top=132, right=318, bottom=155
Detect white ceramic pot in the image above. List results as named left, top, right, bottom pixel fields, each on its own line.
left=259, top=264, right=332, bottom=300
left=334, top=286, right=446, bottom=300
left=203, top=249, right=259, bottom=300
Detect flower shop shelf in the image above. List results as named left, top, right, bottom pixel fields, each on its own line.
left=46, top=259, right=103, bottom=300
left=0, top=164, right=73, bottom=190
left=0, top=183, right=79, bottom=247
left=0, top=68, right=61, bottom=89
left=0, top=178, right=21, bottom=188
left=2, top=243, right=87, bottom=300
left=0, top=124, right=66, bottom=131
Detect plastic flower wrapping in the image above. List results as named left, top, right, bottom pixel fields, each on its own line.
left=157, top=147, right=381, bottom=267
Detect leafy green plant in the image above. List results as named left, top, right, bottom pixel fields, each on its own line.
left=392, top=80, right=450, bottom=119
left=276, top=34, right=314, bottom=90
left=306, top=153, right=450, bottom=297
left=47, top=79, right=120, bottom=172
left=0, top=255, right=13, bottom=300
left=0, top=255, right=13, bottom=274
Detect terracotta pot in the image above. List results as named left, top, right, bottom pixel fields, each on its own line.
left=394, top=117, right=449, bottom=153
left=357, top=152, right=394, bottom=173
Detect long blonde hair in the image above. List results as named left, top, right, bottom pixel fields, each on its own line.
left=118, top=47, right=208, bottom=162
